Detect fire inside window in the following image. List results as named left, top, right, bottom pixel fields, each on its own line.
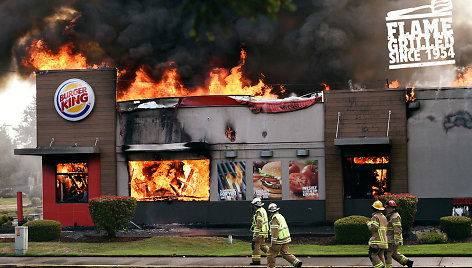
left=128, top=159, right=210, bottom=201
left=343, top=156, right=390, bottom=199
left=56, top=163, right=89, bottom=203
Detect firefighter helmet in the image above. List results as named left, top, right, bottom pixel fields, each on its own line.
left=251, top=197, right=264, bottom=207
left=372, top=200, right=385, bottom=210
left=268, top=203, right=280, bottom=212
left=386, top=200, right=397, bottom=207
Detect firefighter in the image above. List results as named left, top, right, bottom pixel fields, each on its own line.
left=250, top=197, right=269, bottom=265
left=266, top=203, right=302, bottom=268
left=385, top=200, right=414, bottom=268
left=367, top=200, right=388, bottom=268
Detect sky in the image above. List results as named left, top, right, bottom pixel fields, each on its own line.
left=0, top=74, right=35, bottom=131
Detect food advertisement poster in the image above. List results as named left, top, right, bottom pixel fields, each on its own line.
left=253, top=161, right=282, bottom=200
left=289, top=160, right=318, bottom=200
left=217, top=161, right=246, bottom=200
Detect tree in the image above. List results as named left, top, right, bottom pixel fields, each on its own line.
left=0, top=125, right=22, bottom=188
left=13, top=98, right=36, bottom=148
left=2, top=98, right=42, bottom=196
left=183, top=0, right=296, bottom=41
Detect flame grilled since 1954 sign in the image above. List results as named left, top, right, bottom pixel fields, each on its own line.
left=386, top=0, right=455, bottom=69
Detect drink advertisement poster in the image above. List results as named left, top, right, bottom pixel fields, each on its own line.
left=217, top=161, right=246, bottom=200
left=253, top=161, right=282, bottom=200
left=289, top=160, right=319, bottom=200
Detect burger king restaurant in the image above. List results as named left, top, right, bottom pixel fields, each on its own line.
left=14, top=69, right=472, bottom=227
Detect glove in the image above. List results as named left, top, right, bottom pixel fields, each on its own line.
left=251, top=241, right=255, bottom=251
left=395, top=241, right=401, bottom=246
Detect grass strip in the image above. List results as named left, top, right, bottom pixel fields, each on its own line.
left=0, top=237, right=471, bottom=257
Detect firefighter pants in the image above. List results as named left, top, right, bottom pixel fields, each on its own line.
left=369, top=246, right=386, bottom=268
left=267, top=243, right=301, bottom=268
left=252, top=235, right=269, bottom=262
left=386, top=244, right=409, bottom=267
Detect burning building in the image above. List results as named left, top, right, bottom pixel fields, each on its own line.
left=14, top=67, right=472, bottom=226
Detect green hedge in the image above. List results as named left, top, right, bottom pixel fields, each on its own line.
left=376, top=193, right=418, bottom=234
left=440, top=216, right=471, bottom=239
left=23, top=220, right=61, bottom=242
left=0, top=214, right=9, bottom=225
left=418, top=231, right=447, bottom=244
left=89, top=195, right=137, bottom=237
left=334, top=215, right=370, bottom=244
left=30, top=197, right=42, bottom=206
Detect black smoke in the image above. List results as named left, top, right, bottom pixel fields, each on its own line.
left=2, top=0, right=472, bottom=96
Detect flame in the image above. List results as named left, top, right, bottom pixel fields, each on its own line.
left=22, top=39, right=103, bottom=70
left=128, top=160, right=210, bottom=201
left=351, top=157, right=389, bottom=196
left=118, top=48, right=278, bottom=101
left=202, top=49, right=277, bottom=99
left=56, top=163, right=88, bottom=202
left=452, top=67, right=472, bottom=87
left=372, top=169, right=388, bottom=196
left=406, top=87, right=416, bottom=102
left=225, top=124, right=236, bottom=142
left=22, top=39, right=280, bottom=101
left=353, top=156, right=389, bottom=164
left=321, top=83, right=330, bottom=91
left=64, top=13, right=83, bottom=33
left=388, top=80, right=401, bottom=88
left=117, top=65, right=190, bottom=101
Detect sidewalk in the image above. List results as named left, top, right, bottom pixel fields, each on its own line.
left=0, top=256, right=472, bottom=267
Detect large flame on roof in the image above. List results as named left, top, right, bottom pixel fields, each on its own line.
left=22, top=39, right=279, bottom=101
left=22, top=39, right=102, bottom=70
left=117, top=48, right=278, bottom=101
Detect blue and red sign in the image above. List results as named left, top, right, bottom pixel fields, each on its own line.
left=54, top=78, right=95, bottom=121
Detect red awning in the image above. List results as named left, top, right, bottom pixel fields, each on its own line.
left=232, top=96, right=322, bottom=113
left=177, top=95, right=243, bottom=107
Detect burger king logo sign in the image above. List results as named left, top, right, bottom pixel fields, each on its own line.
left=54, top=78, right=95, bottom=121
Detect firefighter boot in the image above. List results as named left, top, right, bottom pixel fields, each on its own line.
left=296, top=261, right=303, bottom=268
left=250, top=261, right=260, bottom=265
left=406, top=260, right=414, bottom=268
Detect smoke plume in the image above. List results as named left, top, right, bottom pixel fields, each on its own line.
left=1, top=0, right=471, bottom=95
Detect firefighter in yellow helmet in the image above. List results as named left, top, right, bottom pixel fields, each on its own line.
left=250, top=197, right=269, bottom=265
left=266, top=203, right=302, bottom=268
left=367, top=200, right=388, bottom=268
left=385, top=200, right=414, bottom=268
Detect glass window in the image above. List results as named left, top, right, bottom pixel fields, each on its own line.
left=56, top=162, right=89, bottom=203
left=343, top=156, right=390, bottom=199
left=128, top=159, right=210, bottom=201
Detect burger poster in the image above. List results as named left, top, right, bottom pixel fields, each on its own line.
left=253, top=161, right=282, bottom=200
left=289, top=160, right=319, bottom=200
left=217, top=161, right=246, bottom=200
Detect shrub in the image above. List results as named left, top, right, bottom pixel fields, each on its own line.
left=0, top=214, right=9, bottom=225
left=440, top=216, right=472, bottom=239
left=376, top=193, right=418, bottom=234
left=89, top=195, right=137, bottom=238
left=23, top=220, right=61, bottom=242
left=418, top=231, right=447, bottom=244
left=334, top=215, right=371, bottom=244
left=30, top=197, right=42, bottom=206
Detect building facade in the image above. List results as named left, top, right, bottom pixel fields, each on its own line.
left=15, top=69, right=471, bottom=226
